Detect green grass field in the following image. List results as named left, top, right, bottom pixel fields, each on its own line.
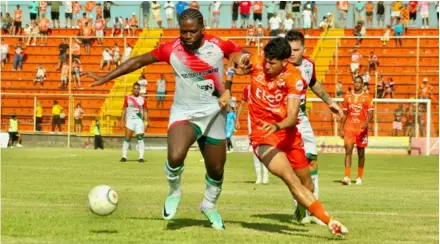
left=2, top=148, right=439, bottom=244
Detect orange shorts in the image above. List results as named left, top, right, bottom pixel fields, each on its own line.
left=344, top=129, right=368, bottom=148
left=250, top=128, right=309, bottom=170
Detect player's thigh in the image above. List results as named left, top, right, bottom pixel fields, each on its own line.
left=256, top=145, right=294, bottom=179
left=294, top=167, right=313, bottom=191
left=167, top=121, right=197, bottom=163
left=134, top=120, right=145, bottom=136
left=125, top=120, right=137, bottom=139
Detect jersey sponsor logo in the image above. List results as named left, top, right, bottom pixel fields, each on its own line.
left=295, top=79, right=304, bottom=91
left=181, top=68, right=219, bottom=79
left=254, top=72, right=265, bottom=85
left=256, top=87, right=284, bottom=107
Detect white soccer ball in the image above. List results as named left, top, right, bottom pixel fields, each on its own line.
left=88, top=185, right=118, bottom=216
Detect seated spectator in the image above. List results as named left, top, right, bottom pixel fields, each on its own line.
left=129, top=13, right=138, bottom=37
left=394, top=17, right=403, bottom=47
left=353, top=20, right=366, bottom=46
left=245, top=24, right=256, bottom=47
left=326, top=12, right=334, bottom=29
left=1, top=39, right=8, bottom=70
left=367, top=51, right=379, bottom=73
left=100, top=48, right=112, bottom=71
left=27, top=21, right=39, bottom=46
left=377, top=75, right=385, bottom=98
left=381, top=25, right=391, bottom=47
left=72, top=59, right=82, bottom=89
left=393, top=104, right=404, bottom=136
left=382, top=78, right=395, bottom=98
left=419, top=78, right=433, bottom=99
left=336, top=79, right=343, bottom=98
left=60, top=63, right=69, bottom=89
left=23, top=24, right=31, bottom=41
left=12, top=39, right=24, bottom=71
left=112, top=43, right=121, bottom=68
left=319, top=16, right=329, bottom=31
left=33, top=65, right=46, bottom=88
left=350, top=49, right=361, bottom=77
left=110, top=16, right=123, bottom=37
left=2, top=13, right=13, bottom=35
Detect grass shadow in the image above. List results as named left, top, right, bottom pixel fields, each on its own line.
left=251, top=213, right=300, bottom=225
left=89, top=229, right=118, bottom=234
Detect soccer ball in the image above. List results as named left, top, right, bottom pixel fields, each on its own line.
left=88, top=185, right=118, bottom=216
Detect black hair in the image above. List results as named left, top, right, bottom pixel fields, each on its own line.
left=264, top=37, right=291, bottom=61
left=179, top=8, right=204, bottom=27
left=354, top=76, right=363, bottom=82
left=285, top=29, right=305, bottom=46
left=133, top=82, right=140, bottom=87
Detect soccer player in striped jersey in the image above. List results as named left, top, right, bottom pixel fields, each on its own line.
left=85, top=8, right=251, bottom=230
left=285, top=30, right=342, bottom=224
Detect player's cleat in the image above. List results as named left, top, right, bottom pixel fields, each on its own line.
left=16, top=144, right=23, bottom=148
left=341, top=177, right=351, bottom=185
left=255, top=177, right=262, bottom=184
left=162, top=193, right=182, bottom=221
left=355, top=178, right=362, bottom=185
left=119, top=157, right=127, bottom=163
left=328, top=219, right=349, bottom=237
left=138, top=158, right=145, bottom=163
left=262, top=178, right=269, bottom=185
left=200, top=203, right=225, bottom=230
left=294, top=204, right=307, bottom=223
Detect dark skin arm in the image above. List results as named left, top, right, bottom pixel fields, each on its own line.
left=339, top=110, right=348, bottom=139
left=85, top=52, right=158, bottom=86
left=361, top=110, right=374, bottom=130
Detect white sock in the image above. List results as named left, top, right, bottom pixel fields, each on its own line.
left=253, top=154, right=262, bottom=179
left=165, top=160, right=184, bottom=196
left=138, top=140, right=144, bottom=159
left=262, top=163, right=269, bottom=181
left=122, top=140, right=129, bottom=158
left=311, top=171, right=319, bottom=199
left=202, top=175, right=223, bottom=210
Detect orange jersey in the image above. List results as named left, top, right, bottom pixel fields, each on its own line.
left=253, top=1, right=264, bottom=14
left=95, top=18, right=105, bottom=30
left=248, top=61, right=306, bottom=136
left=420, top=84, right=432, bottom=97
left=14, top=9, right=23, bottom=22
left=39, top=18, right=50, bottom=31
left=129, top=17, right=138, bottom=26
left=365, top=2, right=374, bottom=12
left=85, top=1, right=96, bottom=12
left=342, top=91, right=374, bottom=132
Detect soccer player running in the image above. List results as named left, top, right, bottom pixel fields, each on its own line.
left=340, top=76, right=373, bottom=185
left=84, top=8, right=251, bottom=230
left=120, top=82, right=148, bottom=163
left=284, top=30, right=342, bottom=224
left=235, top=84, right=269, bottom=184
left=247, top=37, right=348, bottom=237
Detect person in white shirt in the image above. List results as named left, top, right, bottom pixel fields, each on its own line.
left=64, top=0, right=73, bottom=28
left=319, top=16, right=329, bottom=30
left=111, top=16, right=123, bottom=37
left=23, top=24, right=31, bottom=40
left=350, top=49, right=362, bottom=77
left=137, top=74, right=148, bottom=96
left=1, top=39, right=9, bottom=70
left=100, top=48, right=113, bottom=71
left=210, top=1, right=221, bottom=28
left=302, top=4, right=312, bottom=31
left=283, top=13, right=294, bottom=32
left=269, top=13, right=282, bottom=36
left=156, top=74, right=166, bottom=108
left=151, top=1, right=162, bottom=28
left=164, top=1, right=175, bottom=28
left=123, top=43, right=132, bottom=62
left=27, top=21, right=40, bottom=46
left=33, top=65, right=46, bottom=88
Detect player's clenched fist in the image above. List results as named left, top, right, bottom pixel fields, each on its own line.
left=218, top=89, right=231, bottom=108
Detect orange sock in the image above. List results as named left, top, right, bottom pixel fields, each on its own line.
left=358, top=167, right=364, bottom=179
left=308, top=201, right=331, bottom=225
left=344, top=167, right=351, bottom=178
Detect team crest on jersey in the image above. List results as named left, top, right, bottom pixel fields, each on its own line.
left=295, top=80, right=304, bottom=91
left=201, top=51, right=217, bottom=59
left=255, top=72, right=265, bottom=84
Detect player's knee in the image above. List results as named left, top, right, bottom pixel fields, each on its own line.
left=168, top=147, right=188, bottom=165
left=136, top=134, right=143, bottom=141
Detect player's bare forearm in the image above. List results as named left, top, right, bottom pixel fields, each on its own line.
left=310, top=82, right=333, bottom=105
left=340, top=112, right=348, bottom=130
left=367, top=111, right=373, bottom=124
left=236, top=100, right=246, bottom=119
left=277, top=98, right=300, bottom=129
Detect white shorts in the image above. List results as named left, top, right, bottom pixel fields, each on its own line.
left=393, top=121, right=402, bottom=130
left=96, top=30, right=104, bottom=37
left=168, top=108, right=226, bottom=141
left=391, top=11, right=401, bottom=17
left=166, top=10, right=174, bottom=19
left=350, top=63, right=359, bottom=72
left=421, top=11, right=429, bottom=18
left=297, top=115, right=318, bottom=159
left=303, top=19, right=311, bottom=29
left=126, top=118, right=145, bottom=135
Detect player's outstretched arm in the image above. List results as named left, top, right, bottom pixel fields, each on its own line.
left=310, top=82, right=342, bottom=117
left=85, top=53, right=158, bottom=87
left=262, top=98, right=300, bottom=136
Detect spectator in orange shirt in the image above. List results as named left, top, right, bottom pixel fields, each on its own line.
left=95, top=14, right=105, bottom=46
left=39, top=13, right=50, bottom=46
left=85, top=1, right=96, bottom=19
left=129, top=13, right=138, bottom=37
left=72, top=1, right=82, bottom=28
left=81, top=21, right=93, bottom=55
left=400, top=4, right=410, bottom=35
left=12, top=5, right=23, bottom=36
left=419, top=78, right=433, bottom=99
left=252, top=1, right=264, bottom=26
left=365, top=1, right=373, bottom=28
left=189, top=1, right=199, bottom=9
